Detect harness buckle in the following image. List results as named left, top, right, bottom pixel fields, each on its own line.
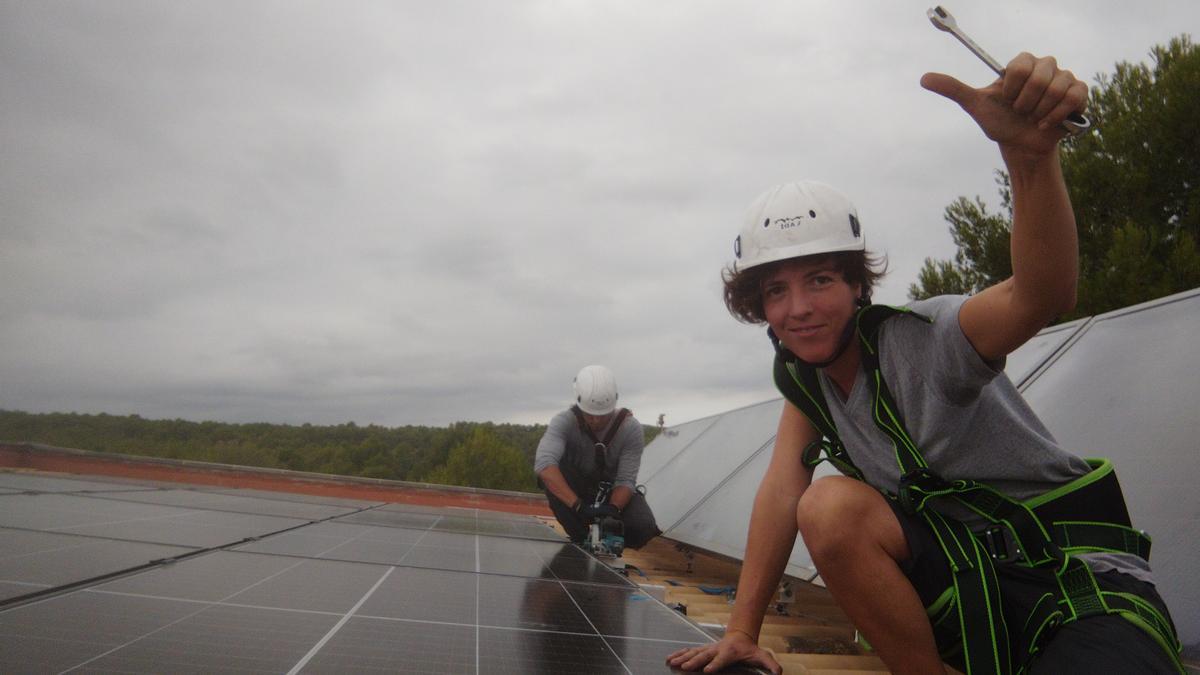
left=898, top=468, right=949, bottom=515
left=981, top=524, right=1023, bottom=564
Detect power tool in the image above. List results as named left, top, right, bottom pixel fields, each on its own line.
left=586, top=481, right=625, bottom=558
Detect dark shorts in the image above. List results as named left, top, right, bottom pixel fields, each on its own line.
left=888, top=500, right=1180, bottom=674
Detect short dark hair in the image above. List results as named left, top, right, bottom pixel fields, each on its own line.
left=721, top=250, right=888, bottom=324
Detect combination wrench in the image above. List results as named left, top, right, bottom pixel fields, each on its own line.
left=927, top=6, right=1091, bottom=135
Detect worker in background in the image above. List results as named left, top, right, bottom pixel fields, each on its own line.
left=534, top=365, right=660, bottom=549
left=668, top=51, right=1182, bottom=674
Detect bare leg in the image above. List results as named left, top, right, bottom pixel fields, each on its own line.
left=796, top=476, right=946, bottom=675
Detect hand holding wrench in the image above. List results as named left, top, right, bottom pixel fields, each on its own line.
left=927, top=6, right=1091, bottom=136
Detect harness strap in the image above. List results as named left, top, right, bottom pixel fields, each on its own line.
left=924, top=507, right=1011, bottom=675
left=1019, top=560, right=1183, bottom=673
left=773, top=357, right=863, bottom=481
left=899, top=459, right=1153, bottom=566
left=570, top=405, right=630, bottom=483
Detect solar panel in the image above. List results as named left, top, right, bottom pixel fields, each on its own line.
left=234, top=523, right=425, bottom=564
left=0, top=527, right=195, bottom=602
left=636, top=414, right=722, bottom=484
left=0, top=472, right=722, bottom=673
left=1019, top=289, right=1200, bottom=649
left=477, top=628, right=629, bottom=674
left=335, top=508, right=444, bottom=530
left=205, top=486, right=385, bottom=509
left=300, top=618, right=476, bottom=673
left=336, top=507, right=569, bottom=542
left=0, top=492, right=314, bottom=548
left=660, top=444, right=838, bottom=580
left=1003, top=316, right=1089, bottom=387
left=644, top=399, right=783, bottom=534
left=84, top=488, right=365, bottom=521
left=0, top=472, right=162, bottom=494
left=0, top=591, right=207, bottom=672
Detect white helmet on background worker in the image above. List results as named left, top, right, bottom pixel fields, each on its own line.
left=574, top=365, right=618, bottom=415
left=733, top=180, right=865, bottom=272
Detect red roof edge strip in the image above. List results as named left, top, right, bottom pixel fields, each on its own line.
left=0, top=443, right=552, bottom=517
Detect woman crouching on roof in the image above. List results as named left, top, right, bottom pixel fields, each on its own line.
left=668, top=51, right=1182, bottom=675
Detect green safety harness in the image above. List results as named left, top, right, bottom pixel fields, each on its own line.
left=772, top=303, right=1183, bottom=674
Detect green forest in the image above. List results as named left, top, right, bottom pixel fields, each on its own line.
left=0, top=409, right=660, bottom=493
left=910, top=36, right=1199, bottom=317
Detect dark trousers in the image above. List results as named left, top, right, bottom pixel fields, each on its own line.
left=543, top=466, right=660, bottom=550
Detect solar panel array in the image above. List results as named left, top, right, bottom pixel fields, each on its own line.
left=0, top=471, right=728, bottom=673
left=641, top=287, right=1200, bottom=655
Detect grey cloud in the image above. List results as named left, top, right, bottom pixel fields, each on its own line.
left=3, top=1, right=1196, bottom=427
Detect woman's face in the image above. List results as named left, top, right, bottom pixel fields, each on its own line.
left=762, top=258, right=861, bottom=364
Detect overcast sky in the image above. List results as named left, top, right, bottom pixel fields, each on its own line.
left=2, top=1, right=1196, bottom=429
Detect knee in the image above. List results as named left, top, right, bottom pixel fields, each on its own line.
left=796, top=476, right=884, bottom=563
left=620, top=501, right=659, bottom=549
left=623, top=524, right=659, bottom=550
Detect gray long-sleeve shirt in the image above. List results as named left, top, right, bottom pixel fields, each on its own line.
left=533, top=409, right=645, bottom=490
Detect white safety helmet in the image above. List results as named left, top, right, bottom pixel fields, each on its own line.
left=573, top=365, right=618, bottom=416
left=733, top=181, right=865, bottom=272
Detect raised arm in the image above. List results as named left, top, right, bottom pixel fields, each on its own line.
left=921, top=52, right=1087, bottom=361
left=666, top=401, right=817, bottom=674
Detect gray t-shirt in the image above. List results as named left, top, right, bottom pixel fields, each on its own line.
left=533, top=409, right=645, bottom=490
left=812, top=295, right=1150, bottom=581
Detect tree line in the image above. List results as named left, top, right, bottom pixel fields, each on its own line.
left=0, top=409, right=660, bottom=493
